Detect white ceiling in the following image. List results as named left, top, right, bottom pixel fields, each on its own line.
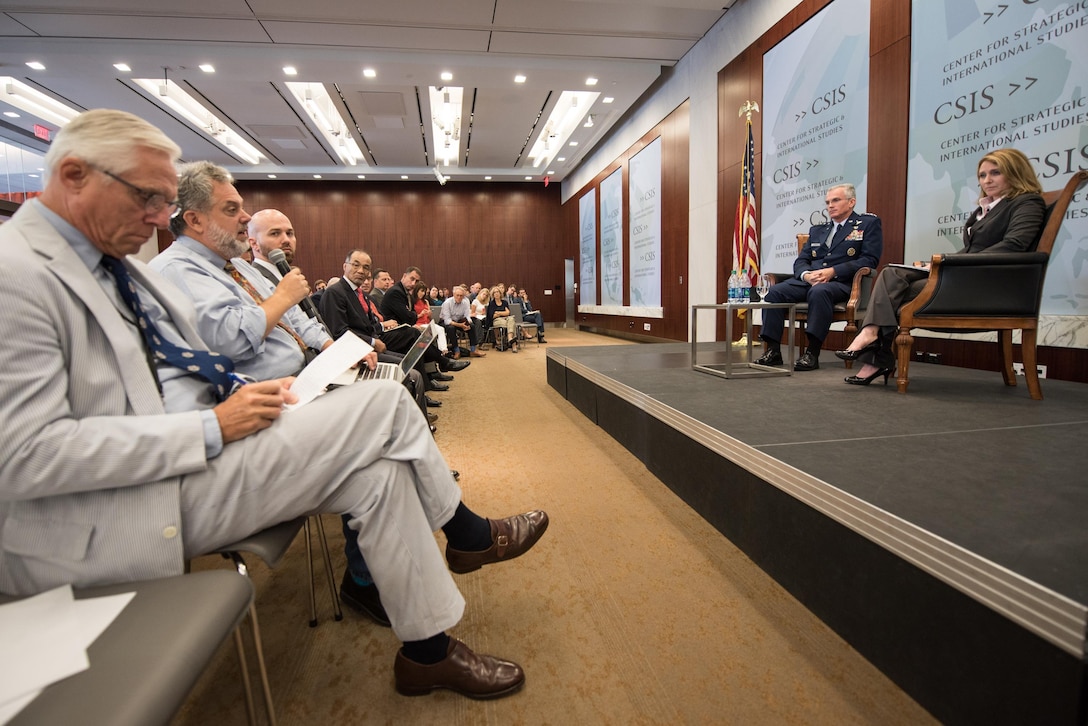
left=0, top=0, right=735, bottom=191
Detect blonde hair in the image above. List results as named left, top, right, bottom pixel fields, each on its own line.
left=978, top=148, right=1043, bottom=198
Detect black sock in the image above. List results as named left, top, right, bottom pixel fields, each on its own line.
left=401, top=633, right=451, bottom=664
left=805, top=334, right=822, bottom=356
left=441, top=502, right=492, bottom=551
left=761, top=337, right=781, bottom=354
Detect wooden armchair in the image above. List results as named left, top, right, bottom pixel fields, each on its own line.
left=894, top=170, right=1088, bottom=399
left=767, top=234, right=876, bottom=368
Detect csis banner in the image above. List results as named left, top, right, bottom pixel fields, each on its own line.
left=907, top=0, right=1088, bottom=319
left=760, top=0, right=871, bottom=273
left=579, top=189, right=597, bottom=306
left=600, top=169, right=624, bottom=307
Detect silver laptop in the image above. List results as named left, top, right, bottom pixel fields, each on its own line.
left=357, top=324, right=436, bottom=383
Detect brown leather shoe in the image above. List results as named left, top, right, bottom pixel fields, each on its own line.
left=394, top=638, right=524, bottom=699
left=469, top=350, right=486, bottom=357
left=446, top=510, right=549, bottom=574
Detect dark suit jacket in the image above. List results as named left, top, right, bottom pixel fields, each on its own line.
left=318, top=280, right=381, bottom=345
left=960, top=193, right=1045, bottom=253
left=794, top=211, right=883, bottom=282
left=380, top=281, right=416, bottom=325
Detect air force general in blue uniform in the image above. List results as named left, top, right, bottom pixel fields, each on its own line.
left=757, top=183, right=883, bottom=371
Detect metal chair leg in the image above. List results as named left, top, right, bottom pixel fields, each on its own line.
left=302, top=518, right=318, bottom=627
left=233, top=627, right=258, bottom=726
left=311, top=515, right=344, bottom=621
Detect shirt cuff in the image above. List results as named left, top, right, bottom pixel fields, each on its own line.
left=201, top=408, right=224, bottom=459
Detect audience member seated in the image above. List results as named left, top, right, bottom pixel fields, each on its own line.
left=834, top=148, right=1046, bottom=386
left=471, top=288, right=490, bottom=344
left=517, top=288, right=546, bottom=343
left=440, top=285, right=486, bottom=359
left=487, top=286, right=519, bottom=353
left=414, top=281, right=450, bottom=355
left=150, top=163, right=333, bottom=380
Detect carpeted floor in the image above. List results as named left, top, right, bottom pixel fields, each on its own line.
left=175, top=328, right=937, bottom=725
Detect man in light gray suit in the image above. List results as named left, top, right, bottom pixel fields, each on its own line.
left=0, top=109, right=548, bottom=700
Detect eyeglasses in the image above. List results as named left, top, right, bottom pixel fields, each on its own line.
left=94, top=166, right=179, bottom=216
left=347, top=261, right=371, bottom=270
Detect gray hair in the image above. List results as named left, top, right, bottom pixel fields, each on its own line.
left=344, top=248, right=370, bottom=263
left=829, top=183, right=856, bottom=200
left=170, top=160, right=234, bottom=237
left=44, top=109, right=180, bottom=182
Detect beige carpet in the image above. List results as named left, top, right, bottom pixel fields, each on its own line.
left=176, top=328, right=936, bottom=725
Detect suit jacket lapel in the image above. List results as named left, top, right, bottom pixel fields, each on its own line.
left=21, top=207, right=164, bottom=415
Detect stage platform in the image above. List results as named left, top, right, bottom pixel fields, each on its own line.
left=547, top=341, right=1088, bottom=725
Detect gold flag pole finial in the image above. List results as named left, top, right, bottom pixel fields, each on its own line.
left=738, top=101, right=759, bottom=120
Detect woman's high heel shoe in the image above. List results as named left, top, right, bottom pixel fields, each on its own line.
left=844, top=367, right=894, bottom=386
left=834, top=340, right=880, bottom=361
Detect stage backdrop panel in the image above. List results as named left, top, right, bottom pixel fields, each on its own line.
left=629, top=136, right=663, bottom=312
left=760, top=0, right=872, bottom=273
left=579, top=188, right=597, bottom=306
left=907, top=0, right=1088, bottom=324
left=600, top=168, right=624, bottom=307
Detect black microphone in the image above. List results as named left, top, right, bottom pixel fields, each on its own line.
left=268, top=249, right=319, bottom=318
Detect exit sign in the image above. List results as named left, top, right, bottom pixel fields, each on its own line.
left=33, top=124, right=51, bottom=141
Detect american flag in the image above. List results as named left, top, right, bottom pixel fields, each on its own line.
left=732, top=117, right=760, bottom=292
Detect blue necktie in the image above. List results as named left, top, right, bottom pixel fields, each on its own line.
left=101, top=255, right=236, bottom=401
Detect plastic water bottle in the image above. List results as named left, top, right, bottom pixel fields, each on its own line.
left=727, top=270, right=739, bottom=304
left=738, top=268, right=751, bottom=303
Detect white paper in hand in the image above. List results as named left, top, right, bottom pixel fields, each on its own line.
left=285, top=332, right=373, bottom=410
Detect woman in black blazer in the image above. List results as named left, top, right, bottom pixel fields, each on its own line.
left=835, top=148, right=1046, bottom=385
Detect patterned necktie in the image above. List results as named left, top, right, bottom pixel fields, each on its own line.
left=101, top=255, right=235, bottom=401
left=357, top=286, right=381, bottom=331
left=224, top=261, right=309, bottom=353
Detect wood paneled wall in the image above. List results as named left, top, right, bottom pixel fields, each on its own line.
left=227, top=180, right=570, bottom=322
left=564, top=101, right=691, bottom=340
left=716, top=0, right=1086, bottom=382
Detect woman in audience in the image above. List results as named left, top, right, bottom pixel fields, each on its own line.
left=428, top=285, right=442, bottom=304
left=486, top=286, right=519, bottom=353
left=415, top=282, right=450, bottom=355
left=835, top=147, right=1046, bottom=386
left=470, top=288, right=490, bottom=344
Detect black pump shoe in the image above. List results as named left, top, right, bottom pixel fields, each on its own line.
left=834, top=340, right=880, bottom=361
left=844, top=367, right=894, bottom=386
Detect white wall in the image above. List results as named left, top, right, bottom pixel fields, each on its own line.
left=563, top=0, right=804, bottom=341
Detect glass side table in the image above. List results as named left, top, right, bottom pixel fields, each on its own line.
left=690, top=302, right=797, bottom=379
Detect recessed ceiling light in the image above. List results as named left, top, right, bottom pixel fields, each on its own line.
left=514, top=74, right=526, bottom=83
left=568, top=141, right=578, bottom=146
left=586, top=77, right=598, bottom=86
left=357, top=174, right=366, bottom=179
left=363, top=68, right=377, bottom=78
left=603, top=97, right=614, bottom=104
left=484, top=176, right=492, bottom=180
left=547, top=170, right=555, bottom=175
left=267, top=174, right=277, bottom=179
left=525, top=176, right=533, bottom=180
left=28, top=173, right=39, bottom=178
left=26, top=61, right=45, bottom=70
left=313, top=174, right=322, bottom=179
left=557, top=157, right=566, bottom=162
left=440, top=71, right=453, bottom=82
left=2, top=111, right=19, bottom=118
left=199, top=64, right=215, bottom=73
left=283, top=66, right=298, bottom=76
left=401, top=175, right=409, bottom=180
left=114, top=63, right=131, bottom=72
